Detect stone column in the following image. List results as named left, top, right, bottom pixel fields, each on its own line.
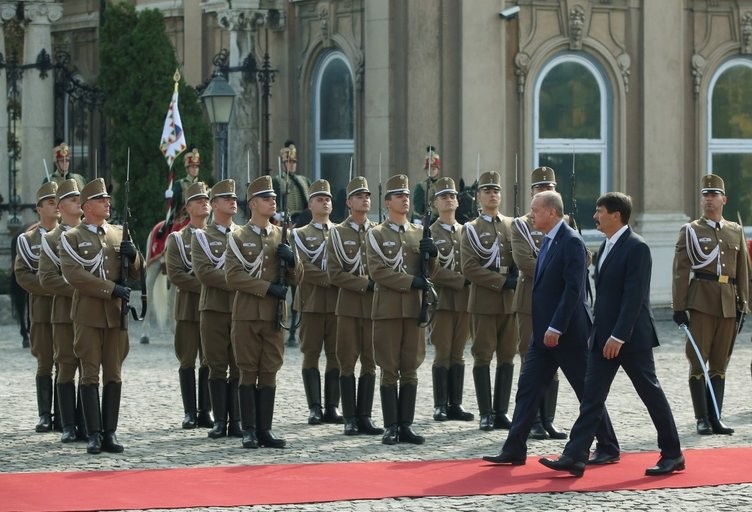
left=634, top=0, right=689, bottom=306
left=0, top=2, right=12, bottom=231
left=21, top=2, right=61, bottom=218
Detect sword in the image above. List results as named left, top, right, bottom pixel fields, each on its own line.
left=680, top=323, right=721, bottom=420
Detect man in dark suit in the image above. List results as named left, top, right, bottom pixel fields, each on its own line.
left=483, top=191, right=619, bottom=465
left=540, top=192, right=684, bottom=477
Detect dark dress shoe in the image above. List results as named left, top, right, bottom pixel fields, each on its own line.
left=587, top=450, right=620, bottom=465
left=257, top=430, right=286, bottom=449
left=710, top=418, right=734, bottom=435
left=479, top=414, right=494, bottom=431
left=323, top=406, right=344, bottom=424
left=528, top=421, right=548, bottom=440
left=196, top=411, right=214, bottom=428
left=35, top=414, right=53, bottom=433
left=241, top=430, right=259, bottom=449
left=182, top=412, right=197, bottom=429
left=382, top=425, right=399, bottom=445
left=86, top=432, right=102, bottom=454
left=539, top=456, right=585, bottom=477
left=343, top=418, right=359, bottom=436
left=61, top=426, right=77, bottom=444
left=543, top=421, right=568, bottom=440
left=696, top=417, right=713, bottom=435
left=493, top=413, right=512, bottom=430
left=482, top=451, right=526, bottom=465
left=645, top=455, right=685, bottom=476
left=308, top=407, right=323, bottom=425
left=446, top=404, right=474, bottom=421
left=357, top=417, right=384, bottom=435
left=399, top=426, right=425, bottom=445
left=102, top=431, right=124, bottom=453
left=433, top=406, right=448, bottom=422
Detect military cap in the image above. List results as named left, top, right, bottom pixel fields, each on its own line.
left=424, top=145, right=441, bottom=170
left=478, top=171, right=502, bottom=190
left=433, top=177, right=457, bottom=197
left=56, top=179, right=80, bottom=201
left=36, top=181, right=58, bottom=203
left=280, top=143, right=297, bottom=163
left=53, top=142, right=70, bottom=161
left=346, top=176, right=370, bottom=197
left=531, top=166, right=557, bottom=187
left=184, top=147, right=200, bottom=166
left=308, top=179, right=332, bottom=199
left=210, top=179, right=237, bottom=200
left=80, top=178, right=110, bottom=204
left=185, top=181, right=209, bottom=202
left=701, top=173, right=725, bottom=195
left=385, top=174, right=410, bottom=196
left=247, top=175, right=276, bottom=199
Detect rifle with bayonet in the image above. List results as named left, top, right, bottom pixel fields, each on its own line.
left=275, top=157, right=291, bottom=331
left=120, top=149, right=147, bottom=330
left=513, top=153, right=521, bottom=218
left=566, top=148, right=593, bottom=303
left=418, top=194, right=438, bottom=327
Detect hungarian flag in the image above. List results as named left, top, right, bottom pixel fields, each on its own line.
left=159, top=81, right=187, bottom=169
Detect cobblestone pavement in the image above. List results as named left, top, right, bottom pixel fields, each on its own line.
left=2, top=310, right=751, bottom=511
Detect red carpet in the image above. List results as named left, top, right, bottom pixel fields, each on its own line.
left=1, top=447, right=749, bottom=512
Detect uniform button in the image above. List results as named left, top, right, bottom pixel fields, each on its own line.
left=265, top=256, right=269, bottom=259
left=722, top=263, right=726, bottom=267
left=719, top=239, right=723, bottom=242
left=105, top=256, right=108, bottom=260
left=721, top=251, right=725, bottom=255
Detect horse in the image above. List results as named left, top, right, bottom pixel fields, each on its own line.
left=138, top=219, right=186, bottom=344
left=456, top=178, right=479, bottom=225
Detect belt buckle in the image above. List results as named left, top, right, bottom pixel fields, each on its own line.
left=719, top=275, right=729, bottom=284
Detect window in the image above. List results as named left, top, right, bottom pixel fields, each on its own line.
left=533, top=54, right=611, bottom=229
left=313, top=51, right=354, bottom=222
left=707, top=58, right=752, bottom=221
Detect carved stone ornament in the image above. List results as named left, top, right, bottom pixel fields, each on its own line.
left=319, top=4, right=330, bottom=44
left=25, top=2, right=63, bottom=24
left=514, top=52, right=530, bottom=94
left=0, top=3, right=17, bottom=22
left=691, top=53, right=706, bottom=96
left=218, top=10, right=251, bottom=32
left=354, top=50, right=365, bottom=93
left=742, top=12, right=752, bottom=55
left=569, top=5, right=585, bottom=51
left=617, top=53, right=631, bottom=93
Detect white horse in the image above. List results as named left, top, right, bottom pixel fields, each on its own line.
left=139, top=220, right=179, bottom=344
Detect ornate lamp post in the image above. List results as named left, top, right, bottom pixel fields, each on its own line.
left=200, top=73, right=236, bottom=180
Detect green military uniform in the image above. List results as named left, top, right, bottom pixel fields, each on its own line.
left=427, top=177, right=474, bottom=423
left=191, top=179, right=241, bottom=439
left=38, top=179, right=84, bottom=442
left=165, top=181, right=212, bottom=430
left=225, top=175, right=302, bottom=449
left=60, top=178, right=143, bottom=454
left=460, top=171, right=517, bottom=432
left=292, top=179, right=342, bottom=425
left=272, top=144, right=311, bottom=222
left=326, top=176, right=383, bottom=435
left=15, top=182, right=58, bottom=433
left=44, top=142, right=87, bottom=192
left=673, top=173, right=749, bottom=436
left=166, top=148, right=201, bottom=225
left=411, top=147, right=441, bottom=221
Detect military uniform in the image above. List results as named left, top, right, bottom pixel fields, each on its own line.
left=44, top=142, right=87, bottom=192
left=326, top=176, right=383, bottom=435
left=411, top=147, right=441, bottom=221
left=166, top=148, right=201, bottom=225
left=460, top=170, right=517, bottom=431
left=38, top=180, right=84, bottom=442
left=60, top=178, right=143, bottom=454
left=366, top=174, right=438, bottom=445
left=225, top=175, right=302, bottom=449
left=673, top=174, right=749, bottom=436
left=165, top=181, right=212, bottom=430
left=191, top=179, right=241, bottom=439
left=15, top=182, right=58, bottom=433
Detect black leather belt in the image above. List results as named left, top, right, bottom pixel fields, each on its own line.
left=693, top=272, right=736, bottom=285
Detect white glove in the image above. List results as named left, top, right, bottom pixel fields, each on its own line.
left=164, top=189, right=174, bottom=199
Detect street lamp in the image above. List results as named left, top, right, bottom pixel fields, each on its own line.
left=200, top=72, right=236, bottom=180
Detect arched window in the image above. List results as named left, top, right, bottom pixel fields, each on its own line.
left=707, top=58, right=752, bottom=220
left=533, top=54, right=611, bottom=229
left=313, top=51, right=354, bottom=222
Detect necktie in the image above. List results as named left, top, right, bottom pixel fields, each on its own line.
left=535, top=236, right=551, bottom=280
left=598, top=240, right=614, bottom=271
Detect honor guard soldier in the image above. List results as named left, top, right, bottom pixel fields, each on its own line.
left=59, top=178, right=143, bottom=454
left=326, top=176, right=384, bottom=436
left=672, top=173, right=749, bottom=435
left=292, top=179, right=343, bottom=425
left=366, top=174, right=438, bottom=445
left=164, top=147, right=201, bottom=227
left=192, top=179, right=242, bottom=439
left=225, top=175, right=302, bottom=449
left=412, top=145, right=441, bottom=222
left=15, top=182, right=59, bottom=433
left=510, top=167, right=566, bottom=440
left=38, top=179, right=85, bottom=443
left=165, top=181, right=213, bottom=429
left=428, top=177, right=474, bottom=423
left=461, top=170, right=518, bottom=432
left=44, top=140, right=87, bottom=192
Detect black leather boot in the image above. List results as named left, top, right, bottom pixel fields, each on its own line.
left=197, top=367, right=213, bottom=428
left=208, top=379, right=228, bottom=438
left=35, top=375, right=53, bottom=432
left=357, top=374, right=384, bottom=435
left=57, top=381, right=78, bottom=443
left=178, top=369, right=197, bottom=429
left=52, top=374, right=62, bottom=432
left=238, top=384, right=258, bottom=449
left=542, top=378, right=567, bottom=439
left=80, top=384, right=102, bottom=454
left=101, top=382, right=124, bottom=453
left=493, top=363, right=514, bottom=429
left=256, top=387, right=286, bottom=448
left=380, top=385, right=399, bottom=445
left=473, top=365, right=494, bottom=431
left=302, top=368, right=323, bottom=425
left=340, top=374, right=358, bottom=435
left=323, top=369, right=344, bottom=424
left=708, top=376, right=734, bottom=435
left=447, top=364, right=474, bottom=421
left=688, top=377, right=712, bottom=435
left=75, top=384, right=88, bottom=442
left=227, top=379, right=242, bottom=438
left=398, top=383, right=424, bottom=444
left=432, top=366, right=449, bottom=421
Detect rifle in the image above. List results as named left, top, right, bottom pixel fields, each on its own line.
left=275, top=156, right=291, bottom=331
left=120, top=148, right=148, bottom=330
left=566, top=146, right=593, bottom=304
left=513, top=153, right=520, bottom=218
left=737, top=211, right=748, bottom=336
left=418, top=199, right=438, bottom=327
left=378, top=153, right=383, bottom=222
